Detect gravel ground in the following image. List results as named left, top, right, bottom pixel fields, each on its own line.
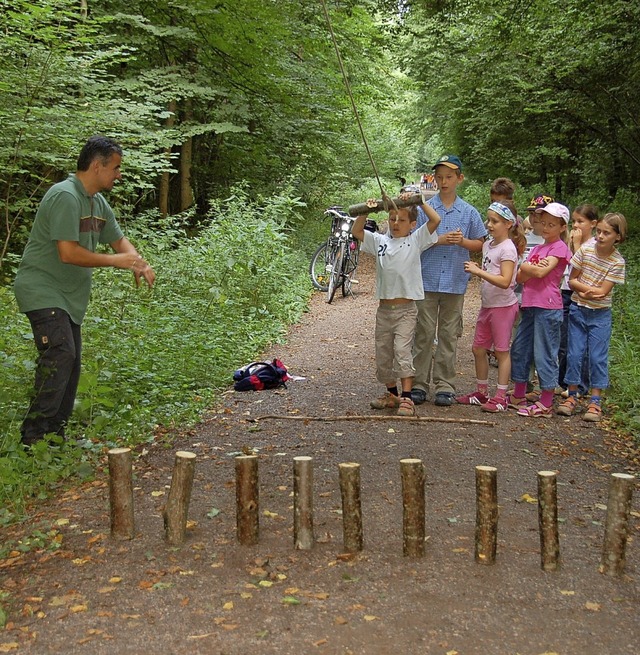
left=1, top=253, right=639, bottom=655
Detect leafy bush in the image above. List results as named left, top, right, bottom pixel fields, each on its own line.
left=608, top=236, right=640, bottom=434
left=0, top=187, right=311, bottom=519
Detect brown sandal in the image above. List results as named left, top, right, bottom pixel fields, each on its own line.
left=556, top=396, right=579, bottom=416
left=582, top=402, right=602, bottom=422
left=397, top=397, right=416, bottom=416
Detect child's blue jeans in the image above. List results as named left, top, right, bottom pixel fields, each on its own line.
left=511, top=307, right=563, bottom=390
left=565, top=304, right=611, bottom=390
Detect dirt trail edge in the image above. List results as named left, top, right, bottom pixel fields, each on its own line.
left=1, top=255, right=639, bottom=655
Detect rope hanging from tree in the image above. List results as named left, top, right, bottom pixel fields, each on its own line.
left=319, top=0, right=394, bottom=211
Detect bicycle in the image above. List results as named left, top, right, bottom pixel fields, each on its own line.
left=309, top=207, right=361, bottom=303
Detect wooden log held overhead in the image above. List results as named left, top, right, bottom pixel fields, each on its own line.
left=163, top=451, right=197, bottom=546
left=600, top=472, right=636, bottom=576
left=108, top=447, right=135, bottom=540
left=348, top=193, right=424, bottom=217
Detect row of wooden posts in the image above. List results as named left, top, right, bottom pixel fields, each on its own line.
left=107, top=448, right=636, bottom=577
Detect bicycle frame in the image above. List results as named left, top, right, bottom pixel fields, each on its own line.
left=323, top=207, right=359, bottom=303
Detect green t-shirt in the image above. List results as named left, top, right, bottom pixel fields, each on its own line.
left=14, top=174, right=124, bottom=324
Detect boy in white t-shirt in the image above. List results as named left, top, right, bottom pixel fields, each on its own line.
left=352, top=197, right=440, bottom=416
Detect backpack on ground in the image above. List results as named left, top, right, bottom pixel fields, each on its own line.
left=233, top=359, right=290, bottom=391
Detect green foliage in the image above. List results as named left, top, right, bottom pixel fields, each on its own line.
left=403, top=0, right=640, bottom=200
left=0, top=187, right=311, bottom=518
left=608, top=236, right=640, bottom=434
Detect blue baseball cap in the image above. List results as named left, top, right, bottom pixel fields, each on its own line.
left=433, top=154, right=463, bottom=171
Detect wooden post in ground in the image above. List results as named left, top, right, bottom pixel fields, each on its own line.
left=339, top=462, right=363, bottom=552
left=600, top=473, right=636, bottom=576
left=163, top=451, right=196, bottom=545
left=475, top=465, right=498, bottom=565
left=108, top=447, right=134, bottom=540
left=293, top=456, right=314, bottom=550
left=400, top=458, right=425, bottom=557
left=235, top=455, right=259, bottom=545
left=537, top=470, right=560, bottom=571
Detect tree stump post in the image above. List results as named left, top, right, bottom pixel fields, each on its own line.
left=235, top=455, right=259, bottom=545
left=400, top=458, right=425, bottom=557
left=537, top=470, right=560, bottom=571
left=339, top=462, right=363, bottom=552
left=163, top=451, right=196, bottom=546
left=475, top=465, right=498, bottom=565
left=108, top=447, right=134, bottom=540
left=293, top=456, right=314, bottom=550
left=600, top=473, right=636, bottom=576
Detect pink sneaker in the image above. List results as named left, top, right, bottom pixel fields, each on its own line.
left=455, top=391, right=488, bottom=405
left=481, top=396, right=508, bottom=413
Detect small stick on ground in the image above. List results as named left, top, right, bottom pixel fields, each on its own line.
left=339, top=462, right=363, bottom=553
left=252, top=414, right=494, bottom=426
left=400, top=458, right=425, bottom=558
left=163, top=451, right=197, bottom=546
left=293, top=456, right=314, bottom=550
left=108, top=447, right=135, bottom=540
left=538, top=470, right=560, bottom=571
left=600, top=472, right=636, bottom=576
left=475, top=465, right=498, bottom=565
left=236, top=455, right=259, bottom=546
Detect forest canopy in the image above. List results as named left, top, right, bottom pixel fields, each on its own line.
left=2, top=0, right=639, bottom=266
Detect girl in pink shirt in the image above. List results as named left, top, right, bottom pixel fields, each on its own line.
left=509, top=203, right=572, bottom=416
left=456, top=202, right=525, bottom=412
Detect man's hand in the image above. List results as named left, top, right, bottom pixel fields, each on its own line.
left=134, top=264, right=155, bottom=288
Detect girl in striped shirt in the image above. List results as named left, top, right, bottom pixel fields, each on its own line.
left=556, top=213, right=627, bottom=422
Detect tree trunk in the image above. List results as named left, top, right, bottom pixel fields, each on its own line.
left=475, top=466, right=498, bottom=565
left=293, top=456, right=314, bottom=550
left=108, top=448, right=134, bottom=540
left=235, top=455, right=259, bottom=545
left=159, top=99, right=177, bottom=217
left=163, top=451, right=196, bottom=545
left=538, top=470, right=560, bottom=571
left=400, top=459, right=425, bottom=558
left=600, top=473, right=635, bottom=576
left=179, top=98, right=194, bottom=211
left=339, top=462, right=363, bottom=553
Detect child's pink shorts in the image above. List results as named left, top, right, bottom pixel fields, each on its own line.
left=472, top=303, right=519, bottom=352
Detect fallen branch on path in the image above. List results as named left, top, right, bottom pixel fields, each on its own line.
left=251, top=414, right=495, bottom=426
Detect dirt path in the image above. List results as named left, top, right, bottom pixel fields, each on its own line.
left=1, top=254, right=639, bottom=655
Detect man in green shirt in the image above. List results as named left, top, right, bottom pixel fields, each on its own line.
left=14, top=135, right=155, bottom=446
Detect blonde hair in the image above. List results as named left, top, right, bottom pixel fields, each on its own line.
left=599, top=212, right=627, bottom=243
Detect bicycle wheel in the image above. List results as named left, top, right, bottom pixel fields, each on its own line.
left=326, top=242, right=345, bottom=304
left=342, top=240, right=360, bottom=297
left=309, top=242, right=330, bottom=291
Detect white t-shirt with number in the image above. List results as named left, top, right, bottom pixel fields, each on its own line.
left=361, top=225, right=437, bottom=300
